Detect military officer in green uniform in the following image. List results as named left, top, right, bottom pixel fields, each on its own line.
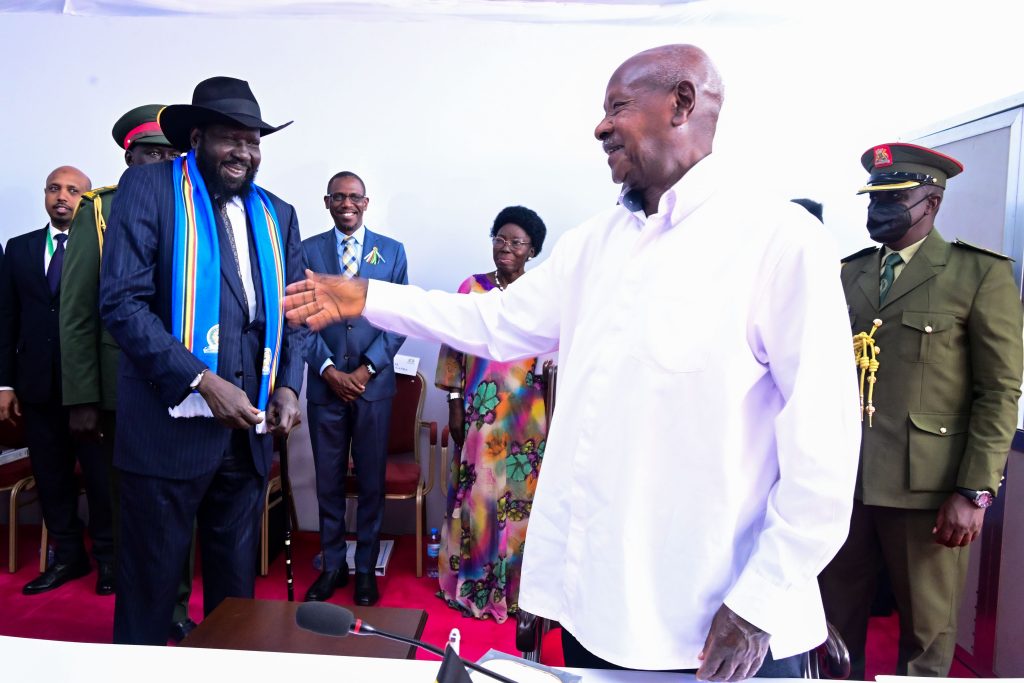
left=58, top=105, right=197, bottom=638
left=819, top=143, right=1024, bottom=678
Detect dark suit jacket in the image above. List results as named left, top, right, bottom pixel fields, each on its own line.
left=843, top=228, right=1023, bottom=509
left=0, top=226, right=63, bottom=404
left=99, top=161, right=305, bottom=480
left=61, top=186, right=120, bottom=411
left=303, top=227, right=407, bottom=404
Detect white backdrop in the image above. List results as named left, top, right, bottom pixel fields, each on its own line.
left=3, top=0, right=1024, bottom=531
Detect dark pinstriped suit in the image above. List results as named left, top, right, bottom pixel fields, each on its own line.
left=99, top=161, right=305, bottom=645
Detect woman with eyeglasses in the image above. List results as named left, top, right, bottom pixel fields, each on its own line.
left=434, top=205, right=549, bottom=622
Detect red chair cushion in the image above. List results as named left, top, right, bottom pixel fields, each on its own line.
left=345, top=458, right=421, bottom=498
left=0, top=457, right=33, bottom=489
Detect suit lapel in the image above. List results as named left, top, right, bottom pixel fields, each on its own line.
left=30, top=227, right=52, bottom=298
left=854, top=256, right=880, bottom=313
left=321, top=229, right=342, bottom=276
left=357, top=229, right=378, bottom=278
left=880, top=229, right=949, bottom=310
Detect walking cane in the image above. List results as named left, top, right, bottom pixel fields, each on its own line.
left=277, top=435, right=296, bottom=602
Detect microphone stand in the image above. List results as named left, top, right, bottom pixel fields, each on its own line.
left=277, top=435, right=295, bottom=602
left=350, top=622, right=519, bottom=683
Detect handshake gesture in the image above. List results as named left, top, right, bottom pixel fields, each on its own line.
left=284, top=269, right=368, bottom=330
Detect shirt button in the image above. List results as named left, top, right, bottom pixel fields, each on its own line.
left=347, top=325, right=353, bottom=330
left=235, top=370, right=243, bottom=378
left=940, top=427, right=948, bottom=434
left=924, top=325, right=933, bottom=334
left=344, top=354, right=350, bottom=360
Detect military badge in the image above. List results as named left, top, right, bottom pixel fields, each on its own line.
left=873, top=145, right=893, bottom=168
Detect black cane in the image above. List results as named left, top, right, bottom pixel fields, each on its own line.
left=277, top=435, right=296, bottom=602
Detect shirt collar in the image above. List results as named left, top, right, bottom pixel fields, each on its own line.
left=616, top=153, right=719, bottom=228
left=48, top=223, right=68, bottom=240
left=336, top=224, right=366, bottom=246
left=882, top=232, right=928, bottom=265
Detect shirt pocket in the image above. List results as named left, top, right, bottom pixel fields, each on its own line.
left=898, top=311, right=957, bottom=363
left=631, top=294, right=709, bottom=373
left=907, top=412, right=968, bottom=491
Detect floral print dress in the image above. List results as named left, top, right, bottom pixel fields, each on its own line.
left=434, top=273, right=548, bottom=623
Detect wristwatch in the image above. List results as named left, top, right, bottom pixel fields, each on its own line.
left=447, top=391, right=463, bottom=402
left=364, top=362, right=377, bottom=377
left=955, top=487, right=994, bottom=508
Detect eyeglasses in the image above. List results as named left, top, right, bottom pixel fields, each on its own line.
left=327, top=192, right=367, bottom=204
left=492, top=236, right=532, bottom=250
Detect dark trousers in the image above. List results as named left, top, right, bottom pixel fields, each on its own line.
left=819, top=500, right=969, bottom=679
left=561, top=628, right=803, bottom=677
left=23, top=400, right=113, bottom=565
left=308, top=396, right=391, bottom=573
left=113, top=430, right=265, bottom=645
left=102, top=410, right=193, bottom=624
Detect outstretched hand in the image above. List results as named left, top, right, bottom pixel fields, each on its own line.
left=696, top=604, right=770, bottom=681
left=284, top=269, right=368, bottom=331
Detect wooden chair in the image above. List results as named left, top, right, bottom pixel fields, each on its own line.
left=344, top=371, right=439, bottom=577
left=1, top=414, right=38, bottom=573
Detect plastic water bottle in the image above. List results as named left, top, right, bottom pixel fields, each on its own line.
left=426, top=528, right=441, bottom=578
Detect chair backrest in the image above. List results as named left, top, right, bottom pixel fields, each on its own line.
left=387, top=372, right=426, bottom=456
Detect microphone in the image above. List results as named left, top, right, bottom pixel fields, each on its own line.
left=295, top=602, right=518, bottom=683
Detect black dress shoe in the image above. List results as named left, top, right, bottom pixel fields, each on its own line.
left=168, top=618, right=198, bottom=643
left=353, top=571, right=379, bottom=606
left=304, top=565, right=350, bottom=602
left=22, top=559, right=91, bottom=595
left=95, top=562, right=116, bottom=596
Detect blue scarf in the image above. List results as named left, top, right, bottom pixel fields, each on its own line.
left=169, top=151, right=286, bottom=432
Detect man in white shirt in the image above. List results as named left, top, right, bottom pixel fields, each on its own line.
left=285, top=44, right=860, bottom=680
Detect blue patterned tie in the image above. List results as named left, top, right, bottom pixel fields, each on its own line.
left=47, top=232, right=67, bottom=295
left=879, top=251, right=903, bottom=304
left=340, top=236, right=358, bottom=279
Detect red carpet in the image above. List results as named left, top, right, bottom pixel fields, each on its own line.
left=0, top=527, right=519, bottom=663
left=0, top=525, right=977, bottom=677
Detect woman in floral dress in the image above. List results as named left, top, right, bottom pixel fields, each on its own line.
left=434, top=205, right=549, bottom=622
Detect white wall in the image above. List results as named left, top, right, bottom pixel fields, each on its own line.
left=4, top=2, right=1024, bottom=531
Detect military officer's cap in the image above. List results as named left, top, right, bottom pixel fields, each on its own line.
left=111, top=104, right=173, bottom=150
left=856, top=142, right=963, bottom=195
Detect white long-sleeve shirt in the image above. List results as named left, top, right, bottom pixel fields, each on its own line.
left=365, top=154, right=861, bottom=669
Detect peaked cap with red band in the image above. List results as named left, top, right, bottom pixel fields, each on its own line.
left=857, top=142, right=964, bottom=195
left=111, top=104, right=173, bottom=150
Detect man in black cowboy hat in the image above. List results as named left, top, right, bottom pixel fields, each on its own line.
left=100, top=77, right=305, bottom=645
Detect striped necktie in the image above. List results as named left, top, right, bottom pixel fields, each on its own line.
left=879, top=251, right=903, bottom=304
left=341, top=236, right=358, bottom=279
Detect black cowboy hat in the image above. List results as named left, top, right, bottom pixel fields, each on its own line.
left=159, top=76, right=293, bottom=151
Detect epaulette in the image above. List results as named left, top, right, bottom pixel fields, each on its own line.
left=841, top=246, right=879, bottom=264
left=953, top=239, right=1013, bottom=261
left=81, top=185, right=118, bottom=201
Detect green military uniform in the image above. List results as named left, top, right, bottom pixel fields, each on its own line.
left=820, top=143, right=1024, bottom=678
left=61, top=186, right=119, bottom=410
left=58, top=104, right=195, bottom=633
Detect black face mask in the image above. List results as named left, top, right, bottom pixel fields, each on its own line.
left=866, top=195, right=930, bottom=244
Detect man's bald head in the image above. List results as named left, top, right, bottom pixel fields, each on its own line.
left=614, top=44, right=724, bottom=136
left=596, top=44, right=725, bottom=215
left=43, top=165, right=91, bottom=230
